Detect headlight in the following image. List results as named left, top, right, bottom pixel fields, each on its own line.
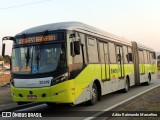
left=51, top=73, right=68, bottom=86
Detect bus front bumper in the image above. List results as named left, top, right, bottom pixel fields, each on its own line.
left=11, top=80, right=75, bottom=103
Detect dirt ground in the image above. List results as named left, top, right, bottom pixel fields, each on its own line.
left=0, top=74, right=11, bottom=86
left=107, top=86, right=160, bottom=120
left=0, top=86, right=13, bottom=105
left=0, top=74, right=12, bottom=105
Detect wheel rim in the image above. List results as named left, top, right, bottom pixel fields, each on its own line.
left=92, top=87, right=97, bottom=101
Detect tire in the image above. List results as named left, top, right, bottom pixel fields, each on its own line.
left=145, top=74, right=151, bottom=85
left=87, top=83, right=98, bottom=105
left=122, top=79, right=129, bottom=93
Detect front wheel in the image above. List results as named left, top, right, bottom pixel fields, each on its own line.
left=86, top=83, right=98, bottom=105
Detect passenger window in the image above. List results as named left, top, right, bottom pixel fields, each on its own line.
left=99, top=42, right=105, bottom=63
left=104, top=43, right=109, bottom=64
left=109, top=42, right=116, bottom=63
left=123, top=46, right=128, bottom=63
left=87, top=37, right=99, bottom=63
left=139, top=50, right=144, bottom=64
left=128, top=47, right=133, bottom=64
left=143, top=50, right=148, bottom=64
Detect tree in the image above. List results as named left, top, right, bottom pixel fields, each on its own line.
left=0, top=55, right=11, bottom=63
left=0, top=56, right=5, bottom=61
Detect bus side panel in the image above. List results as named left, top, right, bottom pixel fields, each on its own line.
left=139, top=64, right=151, bottom=83
left=50, top=80, right=75, bottom=103
left=73, top=64, right=101, bottom=104
left=73, top=63, right=135, bottom=104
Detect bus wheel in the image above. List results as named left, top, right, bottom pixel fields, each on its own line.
left=122, top=79, right=129, bottom=93
left=145, top=74, right=151, bottom=85
left=87, top=83, right=98, bottom=105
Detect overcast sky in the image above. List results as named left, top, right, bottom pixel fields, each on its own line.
left=1, top=0, right=160, bottom=55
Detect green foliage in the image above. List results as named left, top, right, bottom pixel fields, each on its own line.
left=0, top=56, right=5, bottom=61
left=0, top=55, right=11, bottom=63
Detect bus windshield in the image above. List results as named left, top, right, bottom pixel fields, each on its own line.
left=12, top=43, right=67, bottom=74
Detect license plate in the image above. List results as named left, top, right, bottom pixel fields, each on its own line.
left=27, top=95, right=37, bottom=100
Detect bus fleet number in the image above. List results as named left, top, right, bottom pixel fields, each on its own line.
left=39, top=80, right=50, bottom=85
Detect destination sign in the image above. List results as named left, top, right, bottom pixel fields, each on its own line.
left=18, top=35, right=57, bottom=44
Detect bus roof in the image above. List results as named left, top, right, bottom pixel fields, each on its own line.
left=14, top=21, right=155, bottom=51
left=16, top=21, right=132, bottom=46
left=137, top=42, right=154, bottom=52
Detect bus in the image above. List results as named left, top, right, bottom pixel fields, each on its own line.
left=2, top=22, right=157, bottom=106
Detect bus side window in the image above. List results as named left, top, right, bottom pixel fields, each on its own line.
left=139, top=50, right=144, bottom=64
left=87, top=37, right=99, bottom=63
left=73, top=33, right=83, bottom=64
left=143, top=50, right=148, bottom=64
left=99, top=42, right=105, bottom=63
left=147, top=51, right=151, bottom=64
left=109, top=42, right=116, bottom=64
left=104, top=43, right=109, bottom=64
left=123, top=46, right=128, bottom=64
left=150, top=52, right=154, bottom=64
left=79, top=33, right=87, bottom=63
left=128, top=47, right=133, bottom=63
left=152, top=52, right=156, bottom=64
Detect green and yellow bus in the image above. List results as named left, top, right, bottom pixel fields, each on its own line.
left=2, top=22, right=157, bottom=105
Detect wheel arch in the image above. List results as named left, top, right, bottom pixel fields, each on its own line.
left=93, top=79, right=102, bottom=100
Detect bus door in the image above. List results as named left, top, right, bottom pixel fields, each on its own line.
left=99, top=42, right=110, bottom=81
left=116, top=46, right=124, bottom=79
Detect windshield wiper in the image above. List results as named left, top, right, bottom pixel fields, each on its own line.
left=36, top=45, right=43, bottom=70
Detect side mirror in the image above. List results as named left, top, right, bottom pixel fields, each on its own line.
left=2, top=36, right=15, bottom=56
left=74, top=41, right=80, bottom=55
left=70, top=41, right=80, bottom=56
left=128, top=53, right=133, bottom=61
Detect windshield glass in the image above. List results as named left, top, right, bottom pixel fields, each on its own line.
left=12, top=43, right=67, bottom=74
